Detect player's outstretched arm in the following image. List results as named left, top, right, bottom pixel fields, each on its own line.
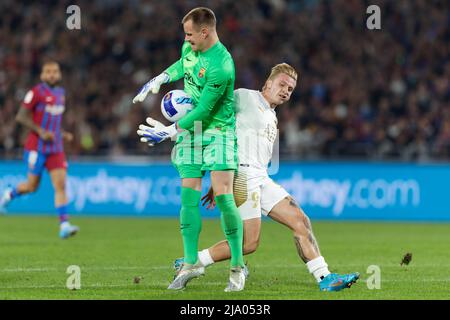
left=133, top=42, right=189, bottom=104
left=132, top=72, right=170, bottom=103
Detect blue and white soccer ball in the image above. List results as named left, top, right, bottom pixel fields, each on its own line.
left=161, top=90, right=194, bottom=122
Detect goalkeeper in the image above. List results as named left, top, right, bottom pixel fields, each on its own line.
left=134, top=7, right=245, bottom=292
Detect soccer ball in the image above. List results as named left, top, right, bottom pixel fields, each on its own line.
left=160, top=90, right=193, bottom=122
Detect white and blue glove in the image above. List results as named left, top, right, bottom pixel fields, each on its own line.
left=137, top=117, right=178, bottom=146
left=132, top=72, right=170, bottom=103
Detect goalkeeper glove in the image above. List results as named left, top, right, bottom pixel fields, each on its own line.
left=137, top=117, right=178, bottom=146
left=132, top=72, right=170, bottom=103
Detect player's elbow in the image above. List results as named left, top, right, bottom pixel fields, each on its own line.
left=15, top=111, right=28, bottom=127
left=15, top=113, right=23, bottom=124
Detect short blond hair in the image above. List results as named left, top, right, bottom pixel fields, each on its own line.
left=182, top=7, right=216, bottom=28
left=267, top=63, right=298, bottom=82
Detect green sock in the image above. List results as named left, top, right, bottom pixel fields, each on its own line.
left=215, top=194, right=244, bottom=268
left=180, top=187, right=202, bottom=265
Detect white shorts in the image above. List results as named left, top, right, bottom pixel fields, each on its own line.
left=233, top=166, right=289, bottom=220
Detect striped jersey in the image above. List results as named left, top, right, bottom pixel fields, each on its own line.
left=22, top=82, right=66, bottom=154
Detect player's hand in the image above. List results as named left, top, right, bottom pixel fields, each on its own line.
left=132, top=72, right=170, bottom=103
left=201, top=187, right=216, bottom=210
left=38, top=129, right=55, bottom=142
left=62, top=131, right=74, bottom=143
left=137, top=117, right=178, bottom=146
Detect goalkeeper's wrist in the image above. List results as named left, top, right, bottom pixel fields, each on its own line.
left=167, top=122, right=182, bottom=140
left=160, top=72, right=170, bottom=84
left=167, top=123, right=178, bottom=138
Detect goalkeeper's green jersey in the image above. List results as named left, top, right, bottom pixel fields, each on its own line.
left=165, top=41, right=236, bottom=132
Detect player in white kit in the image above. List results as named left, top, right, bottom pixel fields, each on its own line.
left=173, top=63, right=359, bottom=291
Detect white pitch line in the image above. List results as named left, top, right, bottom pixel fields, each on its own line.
left=0, top=282, right=222, bottom=290
left=1, top=267, right=57, bottom=272
left=1, top=279, right=450, bottom=291
left=0, top=266, right=171, bottom=272
left=1, top=263, right=448, bottom=273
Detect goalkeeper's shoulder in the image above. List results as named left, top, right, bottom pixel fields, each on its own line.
left=221, top=49, right=235, bottom=70
left=209, top=54, right=234, bottom=81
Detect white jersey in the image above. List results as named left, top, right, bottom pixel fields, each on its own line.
left=234, top=88, right=278, bottom=173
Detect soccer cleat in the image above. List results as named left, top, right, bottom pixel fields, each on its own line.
left=168, top=262, right=205, bottom=290
left=319, top=272, right=360, bottom=292
left=242, top=263, right=250, bottom=279
left=0, top=187, right=13, bottom=213
left=173, top=257, right=184, bottom=273
left=173, top=257, right=250, bottom=279
left=224, top=266, right=246, bottom=292
left=59, top=223, right=80, bottom=239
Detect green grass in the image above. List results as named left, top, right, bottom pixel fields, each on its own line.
left=0, top=215, right=449, bottom=299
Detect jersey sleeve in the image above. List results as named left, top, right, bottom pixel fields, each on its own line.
left=164, top=42, right=190, bottom=82
left=234, top=89, right=242, bottom=113
left=178, top=61, right=233, bottom=130
left=21, top=87, right=40, bottom=110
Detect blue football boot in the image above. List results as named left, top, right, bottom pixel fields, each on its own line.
left=319, top=272, right=360, bottom=291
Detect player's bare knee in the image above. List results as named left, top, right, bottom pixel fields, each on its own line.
left=213, top=184, right=233, bottom=196
left=28, top=182, right=40, bottom=193
left=292, top=213, right=312, bottom=237
left=211, top=172, right=234, bottom=195
left=52, top=179, right=66, bottom=193
left=243, top=238, right=259, bottom=254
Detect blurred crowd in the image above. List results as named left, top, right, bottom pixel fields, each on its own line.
left=0, top=0, right=449, bottom=161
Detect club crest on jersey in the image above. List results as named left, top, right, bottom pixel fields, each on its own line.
left=198, top=67, right=206, bottom=78
left=45, top=96, right=55, bottom=103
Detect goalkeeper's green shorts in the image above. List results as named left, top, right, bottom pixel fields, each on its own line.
left=171, top=128, right=238, bottom=179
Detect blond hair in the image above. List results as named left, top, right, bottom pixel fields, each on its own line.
left=182, top=7, right=216, bottom=28
left=267, top=63, right=298, bottom=82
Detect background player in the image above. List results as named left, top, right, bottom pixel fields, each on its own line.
left=172, top=63, right=360, bottom=291
left=135, top=7, right=245, bottom=291
left=0, top=61, right=79, bottom=239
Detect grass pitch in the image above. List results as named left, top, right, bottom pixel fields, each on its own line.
left=0, top=215, right=449, bottom=300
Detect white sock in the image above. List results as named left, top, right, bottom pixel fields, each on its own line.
left=198, top=249, right=215, bottom=267
left=306, top=256, right=331, bottom=282
left=60, top=221, right=70, bottom=229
